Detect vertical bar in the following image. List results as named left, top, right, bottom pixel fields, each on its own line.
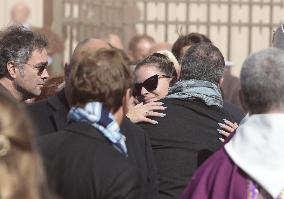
left=186, top=0, right=190, bottom=34
left=43, top=0, right=53, bottom=27
left=248, top=0, right=252, bottom=54
left=165, top=1, right=169, bottom=41
left=68, top=0, right=74, bottom=58
left=268, top=0, right=274, bottom=46
left=144, top=0, right=148, bottom=33
left=52, top=0, right=64, bottom=74
left=206, top=0, right=211, bottom=38
left=227, top=0, right=232, bottom=60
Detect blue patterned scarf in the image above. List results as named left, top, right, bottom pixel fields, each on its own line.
left=68, top=102, right=128, bottom=157
left=167, top=79, right=223, bottom=107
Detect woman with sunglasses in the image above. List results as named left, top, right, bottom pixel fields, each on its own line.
left=126, top=51, right=179, bottom=124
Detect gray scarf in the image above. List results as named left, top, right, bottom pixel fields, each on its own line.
left=167, top=79, right=223, bottom=107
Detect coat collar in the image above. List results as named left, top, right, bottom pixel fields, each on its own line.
left=225, top=113, right=284, bottom=198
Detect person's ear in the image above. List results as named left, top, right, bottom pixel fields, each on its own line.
left=122, top=88, right=134, bottom=114
left=239, top=89, right=248, bottom=113
left=6, top=61, right=17, bottom=79
left=218, top=76, right=224, bottom=87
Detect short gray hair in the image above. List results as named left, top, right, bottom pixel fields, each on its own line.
left=0, top=26, right=48, bottom=77
left=241, top=47, right=284, bottom=114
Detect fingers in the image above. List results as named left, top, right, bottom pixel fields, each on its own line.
left=145, top=111, right=166, bottom=117
left=217, top=129, right=230, bottom=137
left=143, top=102, right=167, bottom=110
left=217, top=119, right=239, bottom=142
left=223, top=119, right=239, bottom=129
left=218, top=123, right=235, bottom=133
left=142, top=117, right=159, bottom=124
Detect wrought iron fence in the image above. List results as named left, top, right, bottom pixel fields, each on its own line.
left=53, top=0, right=284, bottom=73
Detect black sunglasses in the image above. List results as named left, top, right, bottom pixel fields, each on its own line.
left=133, top=74, right=171, bottom=96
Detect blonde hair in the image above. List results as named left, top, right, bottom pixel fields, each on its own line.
left=0, top=92, right=48, bottom=199
left=157, top=50, right=181, bottom=79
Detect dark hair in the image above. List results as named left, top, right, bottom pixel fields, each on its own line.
left=172, top=33, right=211, bottom=63
left=0, top=26, right=48, bottom=76
left=135, top=53, right=178, bottom=84
left=71, top=48, right=133, bottom=112
left=128, top=34, right=155, bottom=52
left=181, top=43, right=225, bottom=84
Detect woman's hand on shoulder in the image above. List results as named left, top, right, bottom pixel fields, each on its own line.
left=217, top=119, right=238, bottom=142
left=126, top=102, right=167, bottom=124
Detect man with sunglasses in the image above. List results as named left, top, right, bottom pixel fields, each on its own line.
left=139, top=43, right=235, bottom=199
left=0, top=26, right=49, bottom=102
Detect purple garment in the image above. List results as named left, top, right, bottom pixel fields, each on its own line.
left=180, top=147, right=247, bottom=199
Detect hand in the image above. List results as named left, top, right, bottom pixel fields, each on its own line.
left=126, top=102, right=167, bottom=124
left=217, top=119, right=238, bottom=142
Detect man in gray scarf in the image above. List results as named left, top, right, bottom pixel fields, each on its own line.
left=139, top=42, right=236, bottom=199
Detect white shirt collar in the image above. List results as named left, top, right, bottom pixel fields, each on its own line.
left=225, top=113, right=284, bottom=198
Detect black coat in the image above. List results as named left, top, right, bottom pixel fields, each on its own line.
left=27, top=90, right=158, bottom=199
left=139, top=98, right=235, bottom=199
left=38, top=122, right=142, bottom=199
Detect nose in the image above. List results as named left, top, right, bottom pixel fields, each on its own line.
left=41, top=68, right=49, bottom=80
left=141, top=86, right=149, bottom=96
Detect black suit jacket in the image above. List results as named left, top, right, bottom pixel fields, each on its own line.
left=27, top=90, right=69, bottom=136
left=38, top=122, right=142, bottom=199
left=139, top=98, right=234, bottom=199
left=27, top=90, right=158, bottom=199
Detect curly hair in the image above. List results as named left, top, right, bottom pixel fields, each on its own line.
left=0, top=26, right=48, bottom=77
left=71, top=48, right=133, bottom=112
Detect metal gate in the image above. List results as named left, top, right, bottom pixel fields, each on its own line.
left=52, top=0, right=284, bottom=74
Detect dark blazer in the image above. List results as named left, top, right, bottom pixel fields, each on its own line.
left=27, top=90, right=69, bottom=136
left=223, top=101, right=245, bottom=124
left=27, top=90, right=158, bottom=199
left=38, top=122, right=142, bottom=199
left=139, top=98, right=234, bottom=199
left=222, top=70, right=242, bottom=109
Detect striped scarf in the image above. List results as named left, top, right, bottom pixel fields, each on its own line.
left=68, top=102, right=127, bottom=157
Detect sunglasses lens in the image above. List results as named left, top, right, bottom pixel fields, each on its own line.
left=133, top=75, right=159, bottom=96
left=143, top=75, right=158, bottom=92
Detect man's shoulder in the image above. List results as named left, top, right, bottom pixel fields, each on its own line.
left=160, top=98, right=229, bottom=120
left=28, top=93, right=63, bottom=112
left=223, top=101, right=245, bottom=124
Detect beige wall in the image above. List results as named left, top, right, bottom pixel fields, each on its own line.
left=0, top=0, right=43, bottom=28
